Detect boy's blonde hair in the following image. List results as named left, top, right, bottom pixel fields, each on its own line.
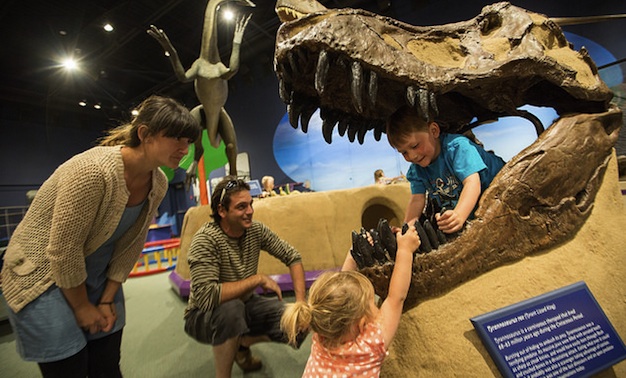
left=386, top=106, right=431, bottom=148
left=281, top=271, right=376, bottom=350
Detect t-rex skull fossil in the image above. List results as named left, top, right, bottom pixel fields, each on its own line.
left=275, top=1, right=613, bottom=143
left=274, top=1, right=622, bottom=310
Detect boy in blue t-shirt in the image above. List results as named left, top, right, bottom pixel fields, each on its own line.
left=386, top=106, right=506, bottom=234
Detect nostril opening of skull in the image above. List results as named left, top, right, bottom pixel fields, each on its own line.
left=575, top=187, right=592, bottom=212
left=479, top=12, right=502, bottom=35
left=519, top=198, right=540, bottom=217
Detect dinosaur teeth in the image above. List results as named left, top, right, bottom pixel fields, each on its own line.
left=373, top=122, right=383, bottom=141
left=278, top=78, right=292, bottom=104
left=300, top=105, right=317, bottom=133
left=275, top=8, right=299, bottom=23
left=320, top=108, right=339, bottom=144
left=406, top=86, right=417, bottom=107
left=296, top=49, right=307, bottom=66
left=322, top=118, right=335, bottom=144
left=368, top=71, right=378, bottom=107
left=278, top=61, right=292, bottom=82
left=347, top=125, right=358, bottom=142
left=429, top=91, right=439, bottom=117
left=418, top=88, right=429, bottom=121
left=337, top=118, right=349, bottom=136
left=350, top=61, right=364, bottom=113
left=357, top=125, right=367, bottom=144
left=315, top=50, right=329, bottom=95
left=287, top=51, right=299, bottom=77
left=287, top=103, right=300, bottom=129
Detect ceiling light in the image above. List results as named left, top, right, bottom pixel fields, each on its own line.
left=94, top=103, right=102, bottom=110
left=78, top=100, right=87, bottom=107
left=222, top=9, right=235, bottom=21
left=61, top=58, right=78, bottom=71
left=103, top=23, right=114, bottom=32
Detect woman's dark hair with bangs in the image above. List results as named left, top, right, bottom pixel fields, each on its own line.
left=99, top=95, right=201, bottom=147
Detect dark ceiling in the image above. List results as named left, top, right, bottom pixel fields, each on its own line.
left=1, top=0, right=625, bottom=123
left=0, top=0, right=388, bottom=120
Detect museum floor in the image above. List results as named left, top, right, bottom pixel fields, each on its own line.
left=0, top=272, right=311, bottom=377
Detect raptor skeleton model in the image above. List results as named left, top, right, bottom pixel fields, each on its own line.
left=149, top=0, right=256, bottom=186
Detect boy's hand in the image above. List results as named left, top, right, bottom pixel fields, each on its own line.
left=436, top=210, right=466, bottom=233
left=395, top=224, right=421, bottom=253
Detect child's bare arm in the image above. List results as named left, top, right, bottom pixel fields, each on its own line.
left=404, top=193, right=426, bottom=224
left=379, top=225, right=421, bottom=346
left=341, top=251, right=358, bottom=271
left=436, top=172, right=481, bottom=233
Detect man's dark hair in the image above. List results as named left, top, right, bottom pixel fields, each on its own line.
left=210, top=176, right=250, bottom=222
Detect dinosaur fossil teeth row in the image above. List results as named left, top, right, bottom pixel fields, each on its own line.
left=406, top=86, right=439, bottom=122
left=283, top=48, right=440, bottom=130
left=280, top=49, right=447, bottom=144
left=312, top=50, right=379, bottom=113
left=287, top=97, right=385, bottom=145
left=287, top=101, right=316, bottom=133
left=276, top=7, right=307, bottom=22
left=278, top=49, right=380, bottom=117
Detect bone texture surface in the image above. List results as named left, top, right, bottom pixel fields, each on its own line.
left=275, top=2, right=613, bottom=143
left=273, top=0, right=623, bottom=310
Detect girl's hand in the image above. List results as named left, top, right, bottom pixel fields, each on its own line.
left=395, top=224, right=421, bottom=253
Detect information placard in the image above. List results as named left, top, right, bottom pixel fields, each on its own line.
left=471, top=281, right=626, bottom=378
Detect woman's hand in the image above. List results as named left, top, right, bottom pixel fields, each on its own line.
left=74, top=302, right=108, bottom=334
left=97, top=303, right=118, bottom=332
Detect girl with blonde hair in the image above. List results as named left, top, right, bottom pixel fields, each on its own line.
left=281, top=225, right=421, bottom=377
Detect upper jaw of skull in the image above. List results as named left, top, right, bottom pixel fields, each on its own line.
left=274, top=2, right=612, bottom=143
left=275, top=0, right=327, bottom=22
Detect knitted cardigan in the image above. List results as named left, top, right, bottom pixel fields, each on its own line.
left=1, top=146, right=167, bottom=312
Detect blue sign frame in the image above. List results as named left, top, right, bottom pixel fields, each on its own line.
left=471, top=281, right=626, bottom=378
left=247, top=179, right=263, bottom=197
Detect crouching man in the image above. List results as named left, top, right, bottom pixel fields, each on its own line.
left=184, top=177, right=307, bottom=377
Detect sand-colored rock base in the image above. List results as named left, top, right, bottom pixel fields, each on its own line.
left=382, top=153, right=626, bottom=377
left=176, top=183, right=411, bottom=278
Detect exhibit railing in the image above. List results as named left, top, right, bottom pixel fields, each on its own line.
left=0, top=206, right=28, bottom=246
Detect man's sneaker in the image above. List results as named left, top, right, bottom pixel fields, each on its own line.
left=235, top=348, right=263, bottom=372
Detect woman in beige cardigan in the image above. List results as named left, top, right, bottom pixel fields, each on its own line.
left=1, top=95, right=200, bottom=377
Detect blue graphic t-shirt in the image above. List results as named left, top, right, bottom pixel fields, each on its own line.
left=406, top=133, right=505, bottom=216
